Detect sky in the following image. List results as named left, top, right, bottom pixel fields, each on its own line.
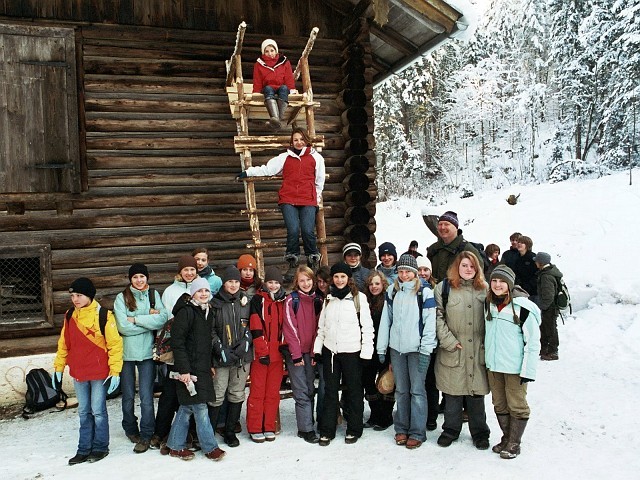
left=2, top=171, right=639, bottom=479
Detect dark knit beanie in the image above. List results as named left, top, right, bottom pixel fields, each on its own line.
left=490, top=265, right=516, bottom=291
left=221, top=266, right=242, bottom=283
left=177, top=255, right=197, bottom=273
left=69, top=277, right=96, bottom=300
left=397, top=254, right=418, bottom=274
left=330, top=262, right=353, bottom=278
left=533, top=252, right=551, bottom=265
left=264, top=266, right=283, bottom=283
left=378, top=242, right=397, bottom=261
left=128, top=263, right=149, bottom=281
left=439, top=211, right=459, bottom=228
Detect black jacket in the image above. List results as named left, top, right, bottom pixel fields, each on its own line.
left=513, top=251, right=538, bottom=297
left=171, top=294, right=215, bottom=405
left=210, top=288, right=252, bottom=368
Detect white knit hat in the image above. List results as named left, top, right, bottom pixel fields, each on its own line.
left=261, top=39, right=278, bottom=54
left=416, top=256, right=432, bottom=270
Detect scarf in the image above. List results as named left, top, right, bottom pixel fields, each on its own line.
left=330, top=284, right=351, bottom=300
left=260, top=54, right=280, bottom=68
left=198, top=265, right=213, bottom=277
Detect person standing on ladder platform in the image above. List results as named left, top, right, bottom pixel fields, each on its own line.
left=237, top=128, right=325, bottom=281
left=252, top=39, right=297, bottom=130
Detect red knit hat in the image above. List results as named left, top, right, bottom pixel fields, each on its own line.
left=237, top=254, right=257, bottom=270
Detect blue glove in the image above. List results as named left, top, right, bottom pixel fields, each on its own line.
left=378, top=354, right=386, bottom=364
left=520, top=377, right=534, bottom=385
left=104, top=375, right=120, bottom=395
left=52, top=371, right=63, bottom=391
left=418, top=354, right=430, bottom=374
left=236, top=171, right=248, bottom=180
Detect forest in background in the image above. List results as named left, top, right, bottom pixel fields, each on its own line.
left=373, top=0, right=639, bottom=202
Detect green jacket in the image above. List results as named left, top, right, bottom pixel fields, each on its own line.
left=536, top=264, right=563, bottom=311
left=427, top=234, right=483, bottom=283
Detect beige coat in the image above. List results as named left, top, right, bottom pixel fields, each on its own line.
left=434, top=279, right=489, bottom=396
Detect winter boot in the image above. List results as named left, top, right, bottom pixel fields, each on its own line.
left=375, top=395, right=394, bottom=431
left=277, top=98, right=289, bottom=125
left=264, top=99, right=281, bottom=130
left=500, top=417, right=528, bottom=459
left=492, top=413, right=510, bottom=453
left=208, top=405, right=221, bottom=432
left=307, top=253, right=321, bottom=272
left=364, top=394, right=380, bottom=428
left=283, top=255, right=299, bottom=283
left=224, top=402, right=243, bottom=448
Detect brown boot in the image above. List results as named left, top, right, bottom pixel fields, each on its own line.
left=500, top=417, right=528, bottom=459
left=492, top=414, right=510, bottom=453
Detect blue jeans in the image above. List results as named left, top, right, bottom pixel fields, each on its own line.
left=121, top=359, right=156, bottom=440
left=280, top=204, right=318, bottom=257
left=390, top=349, right=429, bottom=442
left=263, top=85, right=289, bottom=103
left=74, top=378, right=109, bottom=454
left=167, top=403, right=219, bottom=453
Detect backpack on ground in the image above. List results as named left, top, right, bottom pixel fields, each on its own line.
left=23, top=368, right=67, bottom=418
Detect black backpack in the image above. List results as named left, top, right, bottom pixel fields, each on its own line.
left=23, top=368, right=67, bottom=418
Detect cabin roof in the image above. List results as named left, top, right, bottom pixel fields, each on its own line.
left=325, top=0, right=467, bottom=85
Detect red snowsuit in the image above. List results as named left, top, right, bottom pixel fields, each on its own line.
left=246, top=289, right=286, bottom=434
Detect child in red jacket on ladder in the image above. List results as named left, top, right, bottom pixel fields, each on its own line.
left=246, top=266, right=287, bottom=442
left=253, top=38, right=297, bottom=130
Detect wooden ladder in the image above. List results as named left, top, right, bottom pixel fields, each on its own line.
left=226, top=23, right=331, bottom=278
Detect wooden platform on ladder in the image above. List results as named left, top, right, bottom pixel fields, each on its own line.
left=226, top=22, right=331, bottom=279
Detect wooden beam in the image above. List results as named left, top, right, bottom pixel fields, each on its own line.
left=389, top=0, right=447, bottom=33
left=392, top=0, right=456, bottom=33
left=370, top=23, right=418, bottom=56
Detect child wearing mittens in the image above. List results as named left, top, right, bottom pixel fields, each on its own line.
left=53, top=277, right=123, bottom=465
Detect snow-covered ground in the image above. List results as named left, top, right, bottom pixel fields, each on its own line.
left=2, top=172, right=639, bottom=479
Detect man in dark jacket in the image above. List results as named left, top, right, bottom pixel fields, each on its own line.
left=535, top=252, right=562, bottom=361
left=501, top=232, right=522, bottom=269
left=513, top=235, right=538, bottom=302
left=426, top=211, right=484, bottom=282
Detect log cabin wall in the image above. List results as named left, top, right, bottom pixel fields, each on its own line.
left=0, top=1, right=378, bottom=339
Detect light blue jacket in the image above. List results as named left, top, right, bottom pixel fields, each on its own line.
left=201, top=270, right=222, bottom=295
left=377, top=279, right=437, bottom=356
left=484, top=297, right=541, bottom=380
left=113, top=286, right=169, bottom=361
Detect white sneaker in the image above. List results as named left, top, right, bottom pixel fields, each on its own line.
left=264, top=432, right=276, bottom=442
left=250, top=433, right=266, bottom=443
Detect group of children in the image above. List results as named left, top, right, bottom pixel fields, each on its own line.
left=53, top=234, right=543, bottom=465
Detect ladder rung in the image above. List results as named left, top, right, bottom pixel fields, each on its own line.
left=247, top=235, right=342, bottom=250
left=240, top=174, right=330, bottom=183
left=241, top=208, right=280, bottom=215
left=235, top=135, right=325, bottom=153
left=241, top=205, right=332, bottom=214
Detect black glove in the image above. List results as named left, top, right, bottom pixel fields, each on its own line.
left=259, top=355, right=270, bottom=366
left=236, top=171, right=248, bottom=181
left=313, top=353, right=323, bottom=364
left=52, top=371, right=63, bottom=392
left=292, top=357, right=303, bottom=364
left=520, top=377, right=534, bottom=385
left=220, top=348, right=239, bottom=366
left=233, top=340, right=249, bottom=357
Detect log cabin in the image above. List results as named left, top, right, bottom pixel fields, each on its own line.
left=0, top=0, right=467, bottom=405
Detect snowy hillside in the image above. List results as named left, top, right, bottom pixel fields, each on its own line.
left=2, top=172, right=639, bottom=479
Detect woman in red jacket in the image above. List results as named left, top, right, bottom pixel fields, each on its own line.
left=253, top=38, right=297, bottom=130
left=238, top=128, right=326, bottom=278
left=246, top=266, right=287, bottom=442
